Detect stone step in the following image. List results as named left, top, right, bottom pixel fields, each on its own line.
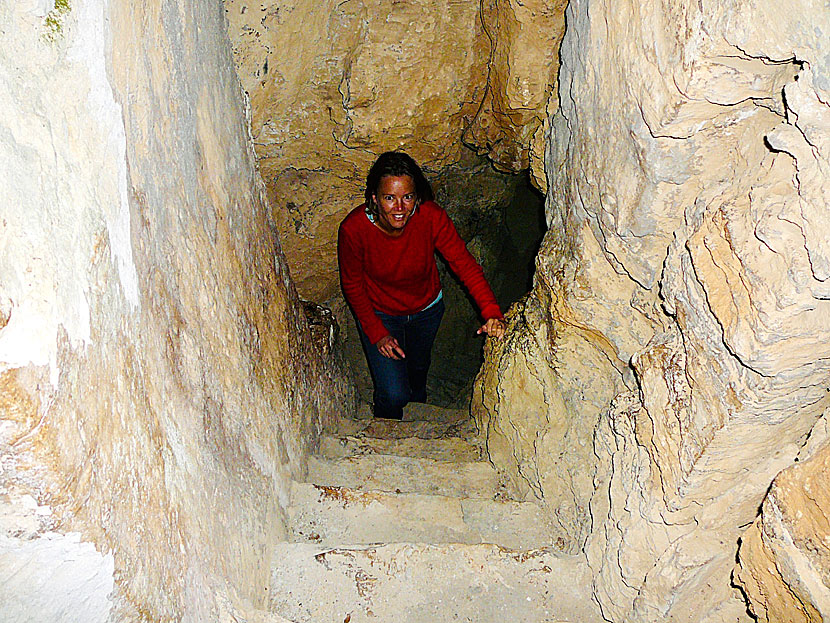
left=288, top=482, right=552, bottom=550
left=268, top=542, right=602, bottom=623
left=401, top=403, right=470, bottom=423
left=305, top=453, right=498, bottom=498
left=328, top=402, right=476, bottom=440
left=318, top=433, right=483, bottom=462
left=358, top=416, right=477, bottom=440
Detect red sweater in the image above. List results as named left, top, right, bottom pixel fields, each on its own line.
left=338, top=200, right=503, bottom=344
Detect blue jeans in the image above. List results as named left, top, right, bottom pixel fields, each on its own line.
left=358, top=299, right=445, bottom=420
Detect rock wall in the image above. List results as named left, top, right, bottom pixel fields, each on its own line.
left=225, top=0, right=566, bottom=303
left=735, top=423, right=830, bottom=622
left=464, top=0, right=567, bottom=192
left=474, top=0, right=830, bottom=619
left=0, top=0, right=351, bottom=619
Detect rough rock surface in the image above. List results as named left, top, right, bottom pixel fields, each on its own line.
left=473, top=0, right=830, bottom=620
left=464, top=0, right=567, bottom=191
left=5, top=0, right=828, bottom=620
left=735, top=418, right=830, bottom=622
left=0, top=0, right=351, bottom=619
left=225, top=0, right=565, bottom=302
left=0, top=370, right=115, bottom=623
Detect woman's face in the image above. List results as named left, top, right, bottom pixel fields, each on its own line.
left=373, top=175, right=417, bottom=236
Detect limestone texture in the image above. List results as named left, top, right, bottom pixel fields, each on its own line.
left=225, top=0, right=565, bottom=302
left=0, top=0, right=352, bottom=619
left=735, top=422, right=830, bottom=622
left=464, top=0, right=567, bottom=191
left=1, top=368, right=115, bottom=623
left=4, top=0, right=829, bottom=620
left=473, top=0, right=830, bottom=620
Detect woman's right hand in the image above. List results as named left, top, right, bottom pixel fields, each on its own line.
left=377, top=335, right=406, bottom=360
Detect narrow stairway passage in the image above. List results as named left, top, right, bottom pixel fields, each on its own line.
left=269, top=402, right=603, bottom=622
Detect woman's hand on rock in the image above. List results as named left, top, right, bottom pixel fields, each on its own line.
left=376, top=335, right=406, bottom=359
left=477, top=318, right=507, bottom=339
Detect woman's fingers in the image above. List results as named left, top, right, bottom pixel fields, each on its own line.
left=390, top=341, right=406, bottom=359
left=487, top=319, right=505, bottom=338
left=477, top=318, right=506, bottom=339
left=377, top=336, right=406, bottom=359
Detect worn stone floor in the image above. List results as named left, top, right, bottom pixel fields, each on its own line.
left=0, top=401, right=602, bottom=622
left=0, top=418, right=114, bottom=622
left=271, top=402, right=603, bottom=623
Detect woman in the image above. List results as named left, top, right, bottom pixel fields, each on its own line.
left=338, top=151, right=506, bottom=420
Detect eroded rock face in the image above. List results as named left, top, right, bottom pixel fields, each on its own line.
left=474, top=0, right=830, bottom=619
left=225, top=0, right=566, bottom=302
left=735, top=425, right=830, bottom=623
left=464, top=0, right=567, bottom=191
left=0, top=0, right=351, bottom=619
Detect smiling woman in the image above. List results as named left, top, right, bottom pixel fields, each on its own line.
left=373, top=175, right=418, bottom=234
left=338, top=151, right=506, bottom=420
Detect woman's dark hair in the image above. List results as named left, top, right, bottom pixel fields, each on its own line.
left=364, top=151, right=434, bottom=216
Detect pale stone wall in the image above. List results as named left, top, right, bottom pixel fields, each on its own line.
left=464, top=0, right=567, bottom=192
left=735, top=428, right=830, bottom=623
left=6, top=0, right=828, bottom=618
left=473, top=0, right=830, bottom=619
left=0, top=0, right=351, bottom=619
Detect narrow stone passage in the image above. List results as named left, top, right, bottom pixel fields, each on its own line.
left=270, top=403, right=602, bottom=622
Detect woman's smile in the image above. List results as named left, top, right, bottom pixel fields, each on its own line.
left=373, top=175, right=418, bottom=236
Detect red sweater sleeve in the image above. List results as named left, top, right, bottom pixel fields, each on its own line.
left=338, top=218, right=390, bottom=344
left=431, top=207, right=504, bottom=321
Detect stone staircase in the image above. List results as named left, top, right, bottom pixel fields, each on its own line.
left=269, top=404, right=603, bottom=623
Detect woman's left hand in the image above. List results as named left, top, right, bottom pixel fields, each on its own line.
left=477, top=318, right=506, bottom=339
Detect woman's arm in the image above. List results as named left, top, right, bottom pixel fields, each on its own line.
left=337, top=221, right=390, bottom=345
